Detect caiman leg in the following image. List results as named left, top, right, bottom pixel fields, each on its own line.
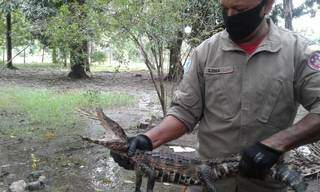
left=135, top=165, right=143, bottom=192
left=140, top=164, right=156, bottom=192
left=198, top=164, right=216, bottom=192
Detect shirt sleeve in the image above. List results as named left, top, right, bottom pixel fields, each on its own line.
left=167, top=47, right=205, bottom=132
left=294, top=43, right=320, bottom=114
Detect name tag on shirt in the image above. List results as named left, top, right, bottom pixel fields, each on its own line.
left=205, top=66, right=234, bottom=75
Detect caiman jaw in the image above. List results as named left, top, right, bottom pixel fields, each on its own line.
left=80, top=108, right=129, bottom=152
left=81, top=136, right=128, bottom=152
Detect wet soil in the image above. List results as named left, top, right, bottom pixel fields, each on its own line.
left=0, top=67, right=318, bottom=192
left=0, top=68, right=193, bottom=192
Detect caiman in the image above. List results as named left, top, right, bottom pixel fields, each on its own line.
left=81, top=108, right=308, bottom=192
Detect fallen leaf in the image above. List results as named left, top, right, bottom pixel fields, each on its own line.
left=43, top=132, right=56, bottom=140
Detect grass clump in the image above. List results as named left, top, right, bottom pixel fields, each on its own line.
left=0, top=87, right=135, bottom=137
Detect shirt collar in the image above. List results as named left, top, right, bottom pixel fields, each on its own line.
left=221, top=19, right=282, bottom=53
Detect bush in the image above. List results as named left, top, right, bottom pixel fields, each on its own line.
left=91, top=51, right=107, bottom=64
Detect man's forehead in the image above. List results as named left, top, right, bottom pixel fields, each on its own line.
left=220, top=0, right=262, bottom=7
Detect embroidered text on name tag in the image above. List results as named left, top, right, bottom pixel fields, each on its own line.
left=205, top=66, right=234, bottom=74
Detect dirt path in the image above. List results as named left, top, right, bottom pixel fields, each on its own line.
left=0, top=68, right=318, bottom=192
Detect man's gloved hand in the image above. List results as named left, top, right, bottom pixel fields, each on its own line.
left=110, top=134, right=153, bottom=170
left=239, top=142, right=283, bottom=179
left=127, top=134, right=153, bottom=157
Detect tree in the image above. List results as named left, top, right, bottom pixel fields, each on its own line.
left=0, top=14, right=5, bottom=63
left=283, top=0, right=294, bottom=30
left=272, top=0, right=320, bottom=30
left=5, top=9, right=12, bottom=68
left=167, top=31, right=184, bottom=81
left=22, top=0, right=60, bottom=64
left=184, top=0, right=224, bottom=47
left=109, top=0, right=188, bottom=115
left=11, top=10, right=32, bottom=63
left=0, top=0, right=33, bottom=67
left=166, top=0, right=224, bottom=81
left=0, top=0, right=20, bottom=69
left=24, top=0, right=109, bottom=78
left=292, top=0, right=320, bottom=17
left=66, top=0, right=89, bottom=78
left=107, top=0, right=224, bottom=115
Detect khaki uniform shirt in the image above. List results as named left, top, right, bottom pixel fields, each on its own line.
left=168, top=20, right=320, bottom=160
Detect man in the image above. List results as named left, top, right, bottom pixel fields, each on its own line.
left=112, top=0, right=320, bottom=191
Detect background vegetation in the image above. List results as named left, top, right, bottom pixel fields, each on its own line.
left=0, top=0, right=319, bottom=116
left=0, top=87, right=135, bottom=137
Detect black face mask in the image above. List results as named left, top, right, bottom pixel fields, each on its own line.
left=223, top=0, right=266, bottom=41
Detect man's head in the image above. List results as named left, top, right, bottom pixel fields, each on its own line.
left=220, top=0, right=275, bottom=42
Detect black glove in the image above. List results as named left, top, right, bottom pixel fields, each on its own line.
left=110, top=134, right=153, bottom=170
left=239, top=142, right=283, bottom=179
left=127, top=134, right=153, bottom=157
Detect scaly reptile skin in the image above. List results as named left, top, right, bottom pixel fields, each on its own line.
left=81, top=108, right=308, bottom=192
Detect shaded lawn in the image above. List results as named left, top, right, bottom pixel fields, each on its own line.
left=0, top=86, right=135, bottom=138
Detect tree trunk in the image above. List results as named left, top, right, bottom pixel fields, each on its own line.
left=23, top=49, right=26, bottom=64
left=88, top=41, right=93, bottom=65
left=68, top=41, right=89, bottom=79
left=158, top=46, right=167, bottom=116
left=42, top=47, right=45, bottom=63
left=283, top=0, right=294, bottom=30
left=6, top=12, right=14, bottom=69
left=84, top=41, right=90, bottom=72
left=67, top=0, right=89, bottom=79
left=61, top=48, right=68, bottom=67
left=166, top=31, right=183, bottom=81
left=64, top=55, right=67, bottom=67
left=52, top=47, right=57, bottom=64
left=2, top=47, right=5, bottom=63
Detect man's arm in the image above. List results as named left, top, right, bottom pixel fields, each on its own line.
left=111, top=115, right=188, bottom=169
left=239, top=43, right=320, bottom=179
left=261, top=113, right=320, bottom=151
left=239, top=113, right=320, bottom=179
left=263, top=43, right=320, bottom=150
left=144, top=115, right=188, bottom=149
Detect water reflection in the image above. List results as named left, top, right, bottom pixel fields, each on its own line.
left=90, top=157, right=122, bottom=191
left=89, top=154, right=136, bottom=192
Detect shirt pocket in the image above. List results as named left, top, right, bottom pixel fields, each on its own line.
left=204, top=65, right=239, bottom=119
left=257, top=79, right=283, bottom=123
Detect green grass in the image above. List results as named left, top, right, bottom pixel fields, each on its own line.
left=90, top=62, right=147, bottom=72
left=0, top=87, right=135, bottom=137
left=12, top=62, right=147, bottom=72
left=13, top=62, right=69, bottom=70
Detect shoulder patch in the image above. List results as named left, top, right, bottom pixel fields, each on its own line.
left=307, top=51, right=320, bottom=71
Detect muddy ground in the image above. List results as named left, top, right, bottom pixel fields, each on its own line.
left=0, top=67, right=319, bottom=192
left=0, top=67, right=196, bottom=192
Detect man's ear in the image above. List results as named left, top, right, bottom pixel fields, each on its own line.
left=263, top=0, right=275, bottom=15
